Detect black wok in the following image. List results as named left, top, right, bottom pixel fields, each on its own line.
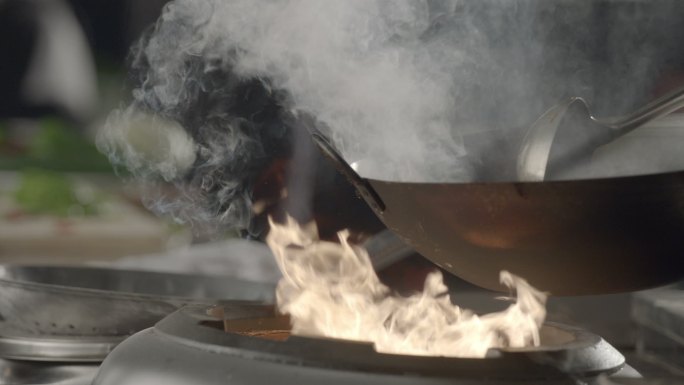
left=310, top=131, right=684, bottom=296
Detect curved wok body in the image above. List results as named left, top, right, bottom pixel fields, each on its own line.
left=366, top=171, right=684, bottom=295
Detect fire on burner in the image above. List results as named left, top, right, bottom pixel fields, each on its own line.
left=265, top=216, right=547, bottom=358
left=92, top=304, right=629, bottom=385
left=216, top=305, right=588, bottom=352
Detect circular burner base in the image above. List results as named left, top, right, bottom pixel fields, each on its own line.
left=93, top=305, right=628, bottom=385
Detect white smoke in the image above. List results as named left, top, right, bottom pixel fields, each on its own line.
left=99, top=110, right=197, bottom=181
left=99, top=0, right=680, bottom=232
left=162, top=0, right=473, bottom=182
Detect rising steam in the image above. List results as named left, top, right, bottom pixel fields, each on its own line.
left=99, top=0, right=678, bottom=232
left=268, top=217, right=547, bottom=358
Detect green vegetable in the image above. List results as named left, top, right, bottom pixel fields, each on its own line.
left=24, top=118, right=112, bottom=171
left=0, top=118, right=115, bottom=172
left=31, top=119, right=97, bottom=161
left=14, top=169, right=97, bottom=216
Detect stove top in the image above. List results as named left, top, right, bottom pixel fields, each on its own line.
left=91, top=304, right=632, bottom=385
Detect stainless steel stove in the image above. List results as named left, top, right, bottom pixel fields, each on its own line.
left=91, top=304, right=633, bottom=385
left=1, top=265, right=683, bottom=385
left=0, top=265, right=276, bottom=385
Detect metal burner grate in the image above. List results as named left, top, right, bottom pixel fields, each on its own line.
left=93, top=304, right=629, bottom=385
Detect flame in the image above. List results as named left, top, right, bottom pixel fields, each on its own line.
left=266, top=217, right=547, bottom=358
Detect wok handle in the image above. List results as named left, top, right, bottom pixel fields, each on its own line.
left=613, top=86, right=684, bottom=132
left=310, top=130, right=386, bottom=213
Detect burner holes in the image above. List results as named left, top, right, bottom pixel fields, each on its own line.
left=68, top=324, right=75, bottom=330
left=50, top=322, right=57, bottom=328
left=92, top=327, right=99, bottom=332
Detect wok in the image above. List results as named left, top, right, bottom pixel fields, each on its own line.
left=310, top=131, right=684, bottom=296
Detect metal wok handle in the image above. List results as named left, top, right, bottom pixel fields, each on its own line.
left=612, top=85, right=684, bottom=132
left=309, top=130, right=386, bottom=213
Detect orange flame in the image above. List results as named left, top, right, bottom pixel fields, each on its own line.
left=266, top=216, right=547, bottom=358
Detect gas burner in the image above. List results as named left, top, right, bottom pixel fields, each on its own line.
left=93, top=304, right=634, bottom=385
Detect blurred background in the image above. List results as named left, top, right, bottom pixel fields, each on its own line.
left=0, top=0, right=245, bottom=270
left=0, top=0, right=379, bottom=280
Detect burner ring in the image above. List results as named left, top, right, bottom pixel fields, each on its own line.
left=93, top=304, right=626, bottom=385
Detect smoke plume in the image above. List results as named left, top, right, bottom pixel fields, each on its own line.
left=99, top=0, right=682, bottom=232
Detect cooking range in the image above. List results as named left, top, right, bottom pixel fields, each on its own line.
left=3, top=121, right=684, bottom=384
left=92, top=304, right=630, bottom=385
left=1, top=262, right=683, bottom=385
left=2, top=0, right=684, bottom=383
